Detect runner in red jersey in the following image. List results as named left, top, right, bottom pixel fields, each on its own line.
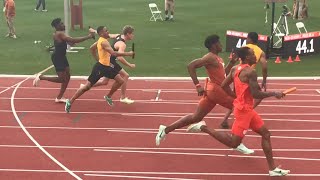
left=187, top=47, right=290, bottom=176
left=155, top=35, right=253, bottom=154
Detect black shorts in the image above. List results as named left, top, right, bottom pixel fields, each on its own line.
left=110, top=60, right=123, bottom=73
left=88, top=62, right=119, bottom=85
left=51, top=54, right=69, bottom=72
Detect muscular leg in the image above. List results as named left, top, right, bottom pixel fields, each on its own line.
left=57, top=67, right=70, bottom=99
left=255, top=125, right=276, bottom=170
left=165, top=105, right=213, bottom=134
left=39, top=67, right=70, bottom=99
left=201, top=125, right=242, bottom=148
left=119, top=69, right=129, bottom=99
left=106, top=74, right=124, bottom=98
left=92, top=77, right=109, bottom=87
left=69, top=81, right=92, bottom=104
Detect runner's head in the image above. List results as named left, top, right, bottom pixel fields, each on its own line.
left=122, top=25, right=134, bottom=41
left=204, top=34, right=222, bottom=53
left=97, top=26, right=110, bottom=39
left=51, top=18, right=65, bottom=31
left=247, top=32, right=258, bottom=44
left=237, top=46, right=256, bottom=66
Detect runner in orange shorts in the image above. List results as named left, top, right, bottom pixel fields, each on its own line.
left=220, top=32, right=268, bottom=129
left=155, top=34, right=253, bottom=154
left=187, top=47, right=290, bottom=176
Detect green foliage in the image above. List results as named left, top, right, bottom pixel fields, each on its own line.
left=0, top=0, right=319, bottom=76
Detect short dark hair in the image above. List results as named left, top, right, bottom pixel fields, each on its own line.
left=122, top=25, right=134, bottom=35
left=237, top=46, right=251, bottom=62
left=51, top=18, right=61, bottom=28
left=247, top=32, right=258, bottom=43
left=96, top=26, right=105, bottom=35
left=204, top=35, right=219, bottom=50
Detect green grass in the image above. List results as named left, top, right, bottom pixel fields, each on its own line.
left=0, top=0, right=319, bottom=76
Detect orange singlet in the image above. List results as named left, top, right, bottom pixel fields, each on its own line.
left=231, top=64, right=264, bottom=138
left=198, top=54, right=234, bottom=112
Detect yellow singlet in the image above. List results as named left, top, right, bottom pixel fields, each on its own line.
left=97, top=37, right=111, bottom=66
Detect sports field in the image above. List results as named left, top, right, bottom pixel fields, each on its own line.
left=0, top=0, right=319, bottom=76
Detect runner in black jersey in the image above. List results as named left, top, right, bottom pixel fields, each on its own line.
left=86, top=25, right=135, bottom=104
left=33, top=18, right=95, bottom=103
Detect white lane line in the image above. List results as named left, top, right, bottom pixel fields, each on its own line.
left=0, top=65, right=53, bottom=95
left=94, top=149, right=320, bottom=162
left=84, top=174, right=201, bottom=180
left=10, top=78, right=81, bottom=179
left=107, top=129, right=320, bottom=140
left=2, top=144, right=320, bottom=152
left=1, top=86, right=319, bottom=91
left=2, top=109, right=320, bottom=117
left=0, top=168, right=320, bottom=176
left=2, top=125, right=320, bottom=131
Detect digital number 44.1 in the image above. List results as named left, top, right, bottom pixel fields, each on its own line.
left=296, top=39, right=314, bottom=54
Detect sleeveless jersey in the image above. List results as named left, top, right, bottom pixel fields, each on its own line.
left=206, top=55, right=226, bottom=86
left=97, top=37, right=111, bottom=66
left=233, top=64, right=254, bottom=110
left=110, top=35, right=125, bottom=63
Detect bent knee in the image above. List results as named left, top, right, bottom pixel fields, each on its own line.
left=261, top=129, right=271, bottom=140
left=117, top=78, right=125, bottom=85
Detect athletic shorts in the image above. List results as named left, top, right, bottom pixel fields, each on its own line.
left=198, top=82, right=234, bottom=112
left=51, top=54, right=69, bottom=72
left=232, top=108, right=264, bottom=138
left=110, top=60, right=122, bottom=73
left=87, top=62, right=119, bottom=85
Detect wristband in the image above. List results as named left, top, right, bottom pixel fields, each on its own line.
left=195, top=84, right=201, bottom=88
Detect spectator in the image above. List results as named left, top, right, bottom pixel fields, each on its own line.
left=35, top=0, right=47, bottom=12
left=4, top=0, right=16, bottom=38
left=293, top=0, right=308, bottom=20
left=164, top=0, right=174, bottom=21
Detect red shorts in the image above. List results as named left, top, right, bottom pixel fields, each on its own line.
left=232, top=108, right=264, bottom=138
left=198, top=83, right=234, bottom=112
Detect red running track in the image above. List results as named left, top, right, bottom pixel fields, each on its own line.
left=1, top=77, right=320, bottom=179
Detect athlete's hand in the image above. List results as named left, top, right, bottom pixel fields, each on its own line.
left=230, top=50, right=239, bottom=64
left=129, top=51, right=135, bottom=57
left=196, top=86, right=205, bottom=96
left=89, top=27, right=97, bottom=34
left=261, top=80, right=267, bottom=91
left=89, top=32, right=95, bottom=39
left=129, top=64, right=136, bottom=68
left=274, top=92, right=285, bottom=99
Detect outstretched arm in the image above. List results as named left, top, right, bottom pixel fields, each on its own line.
left=101, top=40, right=134, bottom=57
left=59, top=32, right=94, bottom=44
left=109, top=34, right=121, bottom=39
left=115, top=42, right=135, bottom=68
left=248, top=70, right=283, bottom=99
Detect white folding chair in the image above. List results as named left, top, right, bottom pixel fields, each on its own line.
left=149, top=3, right=163, bottom=21
left=296, top=22, right=308, bottom=33
left=272, top=23, right=285, bottom=47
